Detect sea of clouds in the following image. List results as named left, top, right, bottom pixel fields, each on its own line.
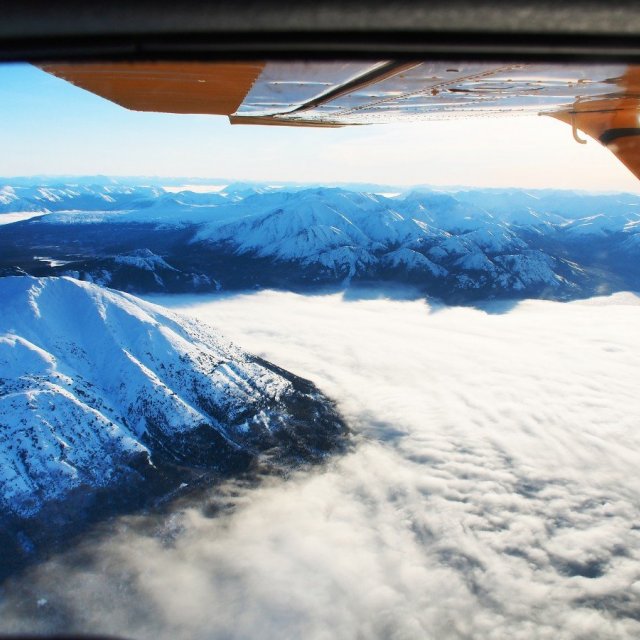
left=2, top=288, right=640, bottom=639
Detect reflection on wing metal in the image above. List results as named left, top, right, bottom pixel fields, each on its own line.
left=239, top=62, right=628, bottom=124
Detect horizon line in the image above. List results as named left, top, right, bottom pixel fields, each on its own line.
left=1, top=175, right=638, bottom=196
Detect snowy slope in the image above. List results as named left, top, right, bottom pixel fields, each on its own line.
left=382, top=248, right=448, bottom=276
left=195, top=188, right=430, bottom=265
left=0, top=277, right=346, bottom=520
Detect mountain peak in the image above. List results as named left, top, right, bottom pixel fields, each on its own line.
left=0, top=277, right=348, bottom=530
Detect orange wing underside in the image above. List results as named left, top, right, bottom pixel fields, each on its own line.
left=40, top=60, right=640, bottom=180
left=40, top=62, right=267, bottom=116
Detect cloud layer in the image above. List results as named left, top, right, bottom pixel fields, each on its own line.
left=3, top=289, right=640, bottom=639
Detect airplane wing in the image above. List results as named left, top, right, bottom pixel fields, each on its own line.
left=39, top=60, right=640, bottom=179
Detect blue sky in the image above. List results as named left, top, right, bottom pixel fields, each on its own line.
left=1, top=62, right=639, bottom=192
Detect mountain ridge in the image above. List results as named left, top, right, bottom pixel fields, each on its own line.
left=0, top=276, right=348, bottom=575
left=1, top=183, right=640, bottom=302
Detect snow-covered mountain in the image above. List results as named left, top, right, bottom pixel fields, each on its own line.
left=189, top=186, right=640, bottom=296
left=2, top=182, right=640, bottom=301
left=0, top=184, right=166, bottom=214
left=0, top=277, right=346, bottom=534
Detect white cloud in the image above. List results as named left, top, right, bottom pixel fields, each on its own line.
left=2, top=290, right=640, bottom=638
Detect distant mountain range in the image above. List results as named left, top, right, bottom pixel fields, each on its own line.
left=1, top=182, right=640, bottom=302
left=0, top=276, right=347, bottom=575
